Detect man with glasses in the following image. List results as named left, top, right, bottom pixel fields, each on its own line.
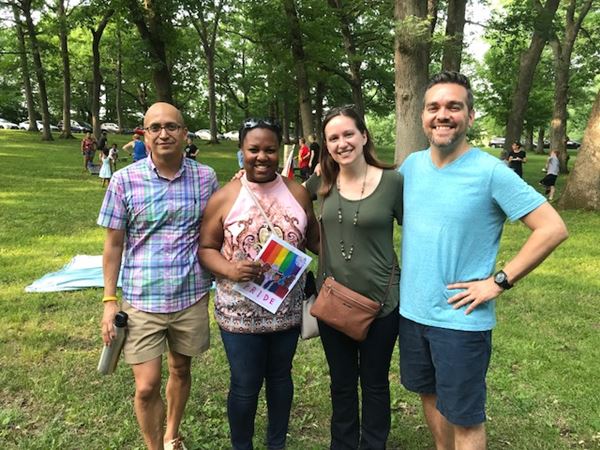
left=98, top=102, right=219, bottom=450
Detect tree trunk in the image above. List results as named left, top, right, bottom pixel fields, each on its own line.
left=115, top=27, right=124, bottom=131
left=282, top=97, right=291, bottom=144
left=314, top=79, right=325, bottom=144
left=535, top=127, right=545, bottom=154
left=189, top=2, right=224, bottom=144
left=283, top=0, right=313, bottom=140
left=393, top=0, right=432, bottom=164
left=90, top=10, right=114, bottom=139
left=327, top=0, right=365, bottom=116
left=57, top=0, right=73, bottom=139
left=503, top=0, right=560, bottom=156
left=558, top=87, right=600, bottom=210
left=441, top=0, right=467, bottom=72
left=549, top=46, right=570, bottom=173
left=22, top=0, right=53, bottom=141
left=12, top=4, right=36, bottom=132
left=524, top=126, right=534, bottom=152
left=206, top=52, right=219, bottom=143
left=126, top=0, right=173, bottom=103
left=548, top=0, right=593, bottom=174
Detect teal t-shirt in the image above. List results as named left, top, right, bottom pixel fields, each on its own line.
left=399, top=148, right=546, bottom=331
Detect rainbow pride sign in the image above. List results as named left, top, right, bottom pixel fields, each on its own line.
left=234, top=235, right=312, bottom=313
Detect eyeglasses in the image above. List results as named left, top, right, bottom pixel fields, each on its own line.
left=242, top=118, right=282, bottom=132
left=144, top=122, right=182, bottom=134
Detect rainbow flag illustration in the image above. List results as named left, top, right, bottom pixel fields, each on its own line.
left=234, top=235, right=312, bottom=314
left=260, top=239, right=304, bottom=277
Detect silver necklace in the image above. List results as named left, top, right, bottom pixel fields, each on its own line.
left=336, top=167, right=368, bottom=262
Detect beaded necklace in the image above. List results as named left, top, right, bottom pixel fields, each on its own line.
left=336, top=167, right=368, bottom=262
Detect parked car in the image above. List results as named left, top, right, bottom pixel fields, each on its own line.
left=79, top=121, right=93, bottom=133
left=488, top=137, right=505, bottom=148
left=20, top=120, right=58, bottom=131
left=0, top=118, right=19, bottom=129
left=566, top=139, right=581, bottom=149
left=57, top=120, right=88, bottom=133
left=195, top=129, right=212, bottom=140
left=101, top=122, right=120, bottom=133
left=223, top=130, right=240, bottom=141
left=542, top=139, right=580, bottom=149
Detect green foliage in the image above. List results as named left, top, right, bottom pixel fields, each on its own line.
left=1, top=131, right=599, bottom=449
left=366, top=113, right=396, bottom=147
left=477, top=2, right=555, bottom=136
left=0, top=24, right=26, bottom=121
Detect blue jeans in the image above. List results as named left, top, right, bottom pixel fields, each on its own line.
left=319, top=309, right=399, bottom=449
left=220, top=327, right=300, bottom=450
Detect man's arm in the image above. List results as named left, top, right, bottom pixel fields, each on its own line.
left=101, top=227, right=125, bottom=344
left=447, top=202, right=568, bottom=314
left=122, top=140, right=134, bottom=154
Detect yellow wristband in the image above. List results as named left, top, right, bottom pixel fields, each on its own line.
left=102, top=296, right=118, bottom=303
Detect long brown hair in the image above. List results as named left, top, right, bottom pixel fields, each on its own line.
left=318, top=105, right=395, bottom=197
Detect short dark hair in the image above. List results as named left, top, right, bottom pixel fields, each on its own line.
left=426, top=71, right=474, bottom=112
left=513, top=141, right=522, bottom=148
left=238, top=118, right=282, bottom=145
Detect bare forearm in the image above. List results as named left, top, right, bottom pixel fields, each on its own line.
left=198, top=248, right=233, bottom=279
left=103, top=240, right=123, bottom=297
left=503, top=223, right=567, bottom=284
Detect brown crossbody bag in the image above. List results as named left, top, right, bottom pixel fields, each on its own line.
left=310, top=195, right=397, bottom=341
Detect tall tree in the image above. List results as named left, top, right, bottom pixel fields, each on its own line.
left=56, top=0, right=73, bottom=138
left=503, top=0, right=560, bottom=156
left=441, top=0, right=467, bottom=71
left=11, top=3, right=36, bottom=131
left=187, top=0, right=225, bottom=143
left=283, top=0, right=313, bottom=139
left=558, top=86, right=600, bottom=210
left=89, top=7, right=114, bottom=138
left=115, top=24, right=124, bottom=130
left=326, top=0, right=365, bottom=116
left=125, top=0, right=174, bottom=103
left=393, top=0, right=435, bottom=163
left=548, top=0, right=594, bottom=173
left=19, top=0, right=54, bottom=140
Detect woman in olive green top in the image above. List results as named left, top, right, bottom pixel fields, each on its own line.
left=305, top=105, right=403, bottom=449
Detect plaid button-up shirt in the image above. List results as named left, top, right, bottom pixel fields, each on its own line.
left=97, top=156, right=219, bottom=313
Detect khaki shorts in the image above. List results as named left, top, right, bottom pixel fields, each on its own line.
left=122, top=293, right=210, bottom=365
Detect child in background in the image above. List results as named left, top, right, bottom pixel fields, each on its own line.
left=99, top=147, right=113, bottom=187
left=540, top=149, right=560, bottom=201
left=108, top=143, right=118, bottom=171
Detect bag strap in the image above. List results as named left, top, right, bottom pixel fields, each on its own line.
left=241, top=176, right=275, bottom=233
left=318, top=191, right=397, bottom=307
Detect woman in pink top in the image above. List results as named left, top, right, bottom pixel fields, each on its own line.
left=199, top=118, right=319, bottom=450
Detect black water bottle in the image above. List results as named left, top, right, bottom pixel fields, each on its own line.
left=97, top=311, right=128, bottom=375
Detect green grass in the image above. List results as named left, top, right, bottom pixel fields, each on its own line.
left=1, top=130, right=599, bottom=449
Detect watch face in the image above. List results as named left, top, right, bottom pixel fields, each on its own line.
left=495, top=272, right=506, bottom=283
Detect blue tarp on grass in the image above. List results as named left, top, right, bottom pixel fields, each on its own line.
left=25, top=255, right=122, bottom=293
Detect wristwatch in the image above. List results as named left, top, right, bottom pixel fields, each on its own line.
left=493, top=270, right=513, bottom=290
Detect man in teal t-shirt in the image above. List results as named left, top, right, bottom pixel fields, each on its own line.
left=398, top=71, right=568, bottom=450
